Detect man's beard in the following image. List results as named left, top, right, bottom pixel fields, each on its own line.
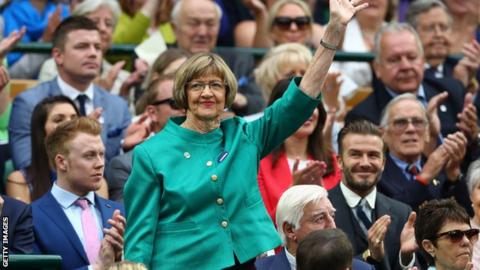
left=342, top=167, right=382, bottom=194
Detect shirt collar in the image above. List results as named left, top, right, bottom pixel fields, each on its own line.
left=51, top=182, right=96, bottom=209
left=424, top=63, right=444, bottom=73
left=285, top=247, right=297, bottom=270
left=385, top=84, right=427, bottom=106
left=389, top=152, right=422, bottom=172
left=339, top=182, right=376, bottom=209
left=57, top=76, right=94, bottom=101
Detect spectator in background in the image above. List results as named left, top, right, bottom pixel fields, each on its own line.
left=142, top=48, right=188, bottom=92
left=2, top=0, right=69, bottom=78
left=9, top=16, right=131, bottom=170
left=406, top=0, right=480, bottom=100
left=6, top=96, right=109, bottom=203
left=0, top=195, right=34, bottom=254
left=105, top=75, right=184, bottom=202
left=171, top=0, right=264, bottom=116
left=32, top=117, right=125, bottom=270
left=38, top=0, right=148, bottom=103
left=113, top=0, right=176, bottom=45
left=255, top=185, right=374, bottom=270
left=234, top=0, right=324, bottom=48
left=345, top=23, right=475, bottom=141
left=415, top=198, right=478, bottom=270
left=258, top=79, right=341, bottom=222
left=466, top=160, right=480, bottom=268
left=297, top=229, right=354, bottom=270
left=378, top=93, right=471, bottom=212
left=442, top=0, right=480, bottom=54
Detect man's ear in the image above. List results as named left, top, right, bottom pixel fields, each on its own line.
left=52, top=47, right=64, bottom=66
left=282, top=222, right=297, bottom=242
left=145, top=105, right=156, bottom=120
left=55, top=154, right=67, bottom=172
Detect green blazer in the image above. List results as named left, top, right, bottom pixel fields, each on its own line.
left=124, top=78, right=320, bottom=269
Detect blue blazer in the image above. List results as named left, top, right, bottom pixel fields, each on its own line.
left=255, top=248, right=375, bottom=270
left=1, top=195, right=34, bottom=254
left=9, top=78, right=131, bottom=169
left=32, top=191, right=124, bottom=270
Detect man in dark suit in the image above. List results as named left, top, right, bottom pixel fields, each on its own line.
left=345, top=22, right=472, bottom=140
left=255, top=185, right=374, bottom=270
left=1, top=195, right=34, bottom=254
left=105, top=75, right=184, bottom=201
left=32, top=118, right=125, bottom=270
left=9, top=16, right=131, bottom=170
left=328, top=120, right=417, bottom=270
left=378, top=93, right=471, bottom=212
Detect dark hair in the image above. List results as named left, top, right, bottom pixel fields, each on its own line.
left=415, top=198, right=471, bottom=266
left=267, top=78, right=334, bottom=176
left=297, top=228, right=353, bottom=270
left=52, top=16, right=99, bottom=49
left=29, top=96, right=80, bottom=201
left=337, top=120, right=384, bottom=155
left=135, top=74, right=176, bottom=114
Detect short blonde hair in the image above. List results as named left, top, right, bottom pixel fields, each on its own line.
left=173, top=53, right=237, bottom=109
left=267, top=0, right=313, bottom=30
left=254, top=43, right=312, bottom=100
left=45, top=117, right=102, bottom=170
left=73, top=0, right=121, bottom=25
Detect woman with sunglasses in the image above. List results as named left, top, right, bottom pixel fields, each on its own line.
left=467, top=160, right=480, bottom=269
left=415, top=198, right=479, bottom=270
left=235, top=0, right=324, bottom=48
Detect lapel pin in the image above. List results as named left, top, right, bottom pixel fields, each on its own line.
left=439, top=105, right=447, bottom=112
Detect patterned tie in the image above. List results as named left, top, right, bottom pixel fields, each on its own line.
left=75, top=198, right=100, bottom=264
left=407, top=164, right=418, bottom=181
left=76, top=94, right=88, bottom=116
left=356, top=198, right=372, bottom=230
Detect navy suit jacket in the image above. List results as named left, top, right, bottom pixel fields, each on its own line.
left=328, top=185, right=412, bottom=270
left=32, top=191, right=124, bottom=270
left=2, top=195, right=34, bottom=254
left=9, top=78, right=132, bottom=169
left=345, top=78, right=465, bottom=137
left=255, top=248, right=375, bottom=270
left=378, top=154, right=472, bottom=213
left=104, top=151, right=133, bottom=202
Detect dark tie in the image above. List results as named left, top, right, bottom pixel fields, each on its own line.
left=407, top=164, right=418, bottom=181
left=356, top=198, right=372, bottom=230
left=76, top=94, right=88, bottom=116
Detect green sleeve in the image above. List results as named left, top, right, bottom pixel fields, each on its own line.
left=113, top=12, right=151, bottom=44
left=124, top=145, right=162, bottom=266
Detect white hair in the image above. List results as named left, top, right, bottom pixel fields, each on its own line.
left=171, top=0, right=223, bottom=25
left=276, top=185, right=328, bottom=244
left=467, top=160, right=480, bottom=195
left=379, top=93, right=428, bottom=127
left=374, top=22, right=424, bottom=63
left=72, top=0, right=121, bottom=25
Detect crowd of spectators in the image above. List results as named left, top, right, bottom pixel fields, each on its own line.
left=0, top=0, right=479, bottom=269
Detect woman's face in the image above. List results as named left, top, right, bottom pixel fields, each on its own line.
left=277, top=59, right=308, bottom=80
left=271, top=3, right=312, bottom=45
left=186, top=74, right=226, bottom=122
left=87, top=6, right=115, bottom=53
left=294, top=108, right=319, bottom=138
left=425, top=221, right=476, bottom=270
left=44, top=103, right=78, bottom=136
left=471, top=182, right=480, bottom=221
left=357, top=0, right=388, bottom=21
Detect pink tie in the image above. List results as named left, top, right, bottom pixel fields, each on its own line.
left=75, top=198, right=101, bottom=264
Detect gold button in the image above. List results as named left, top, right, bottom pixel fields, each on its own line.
left=206, top=161, right=213, bottom=167
left=216, top=198, right=224, bottom=205
left=221, top=221, right=228, bottom=228
left=184, top=152, right=191, bottom=159
left=211, top=175, right=218, bottom=181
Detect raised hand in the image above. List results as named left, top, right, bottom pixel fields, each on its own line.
left=329, top=0, right=369, bottom=26
left=122, top=113, right=152, bottom=151
left=453, top=39, right=480, bottom=91
left=367, top=215, right=391, bottom=261
left=0, top=27, right=26, bottom=60
left=97, top=61, right=126, bottom=92
left=292, top=159, right=327, bottom=186
left=103, top=209, right=126, bottom=261
left=456, top=93, right=478, bottom=142
left=400, top=212, right=418, bottom=263
left=42, top=6, right=63, bottom=42
left=442, top=132, right=468, bottom=181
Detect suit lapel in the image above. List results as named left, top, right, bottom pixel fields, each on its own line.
left=49, top=78, right=64, bottom=96
left=40, top=193, right=89, bottom=263
left=270, top=249, right=292, bottom=270
left=95, top=195, right=114, bottom=229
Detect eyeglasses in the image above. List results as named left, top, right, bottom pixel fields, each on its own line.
left=150, top=98, right=179, bottom=109
left=389, top=117, right=427, bottom=132
left=273, top=16, right=311, bottom=31
left=434, top=228, right=480, bottom=243
left=187, top=81, right=225, bottom=92
left=419, top=23, right=451, bottom=34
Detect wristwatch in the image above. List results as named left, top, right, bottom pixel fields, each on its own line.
left=362, top=249, right=380, bottom=264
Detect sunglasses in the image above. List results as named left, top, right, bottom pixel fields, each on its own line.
left=273, top=16, right=311, bottom=31
left=434, top=228, right=480, bottom=243
left=150, top=98, right=179, bottom=109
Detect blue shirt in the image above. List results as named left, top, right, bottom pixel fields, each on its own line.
left=389, top=153, right=422, bottom=181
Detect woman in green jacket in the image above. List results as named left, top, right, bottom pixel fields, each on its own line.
left=124, top=0, right=368, bottom=268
